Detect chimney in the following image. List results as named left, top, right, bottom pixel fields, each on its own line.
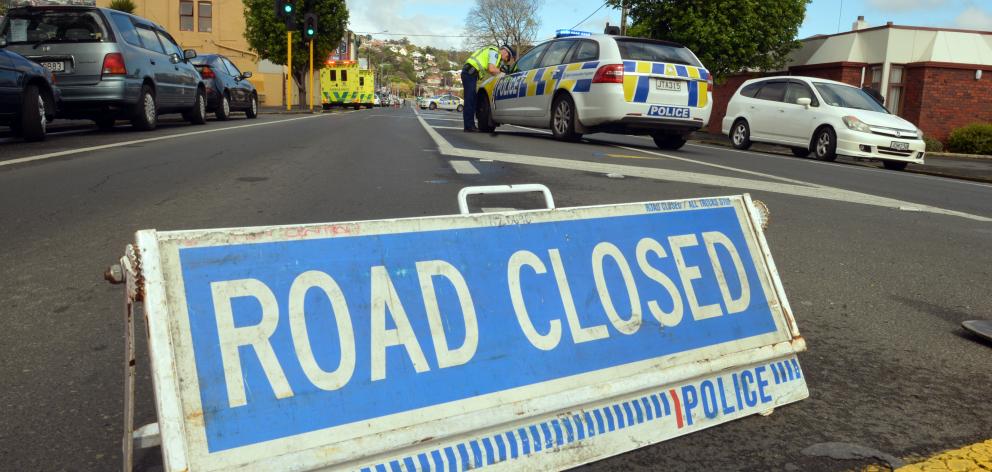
left=852, top=15, right=868, bottom=31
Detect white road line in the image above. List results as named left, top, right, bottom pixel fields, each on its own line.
left=509, top=124, right=552, bottom=134
left=422, top=117, right=464, bottom=123
left=683, top=142, right=992, bottom=189
left=606, top=142, right=813, bottom=186
left=450, top=160, right=480, bottom=174
left=481, top=207, right=517, bottom=212
left=412, top=107, right=991, bottom=222
left=0, top=114, right=332, bottom=168
left=431, top=125, right=466, bottom=130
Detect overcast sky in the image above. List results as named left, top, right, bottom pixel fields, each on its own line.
left=345, top=0, right=992, bottom=50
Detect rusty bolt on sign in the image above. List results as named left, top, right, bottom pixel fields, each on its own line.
left=105, top=264, right=125, bottom=284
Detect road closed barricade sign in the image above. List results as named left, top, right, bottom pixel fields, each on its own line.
left=129, top=194, right=807, bottom=471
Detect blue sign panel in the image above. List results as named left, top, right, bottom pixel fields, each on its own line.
left=178, top=202, right=777, bottom=453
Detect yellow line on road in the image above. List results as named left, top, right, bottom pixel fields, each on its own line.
left=861, top=439, right=992, bottom=471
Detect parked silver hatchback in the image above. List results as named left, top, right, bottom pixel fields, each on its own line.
left=0, top=5, right=207, bottom=130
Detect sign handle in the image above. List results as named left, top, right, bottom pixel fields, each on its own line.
left=457, top=184, right=555, bottom=215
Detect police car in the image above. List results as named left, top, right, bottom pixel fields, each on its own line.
left=475, top=30, right=712, bottom=150
left=423, top=94, right=464, bottom=112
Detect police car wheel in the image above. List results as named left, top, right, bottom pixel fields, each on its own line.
left=429, top=102, right=437, bottom=110
left=457, top=104, right=464, bottom=112
left=731, top=119, right=751, bottom=150
left=551, top=95, right=581, bottom=141
left=476, top=93, right=496, bottom=132
left=652, top=132, right=686, bottom=150
left=790, top=147, right=810, bottom=158
left=882, top=160, right=908, bottom=171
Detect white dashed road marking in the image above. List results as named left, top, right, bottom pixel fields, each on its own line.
left=449, top=160, right=480, bottom=175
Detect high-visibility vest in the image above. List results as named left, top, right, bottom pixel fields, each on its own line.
left=465, top=46, right=501, bottom=78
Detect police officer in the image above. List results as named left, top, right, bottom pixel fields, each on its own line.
left=461, top=44, right=515, bottom=132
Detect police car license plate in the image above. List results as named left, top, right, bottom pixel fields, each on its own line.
left=890, top=141, right=909, bottom=151
left=655, top=79, right=681, bottom=91
left=647, top=105, right=690, bottom=119
left=41, top=61, right=65, bottom=72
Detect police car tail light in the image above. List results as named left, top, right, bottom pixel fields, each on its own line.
left=198, top=66, right=216, bottom=79
left=593, top=64, right=624, bottom=84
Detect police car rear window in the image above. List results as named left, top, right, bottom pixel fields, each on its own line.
left=615, top=39, right=700, bottom=67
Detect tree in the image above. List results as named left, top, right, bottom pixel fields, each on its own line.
left=463, top=0, right=542, bottom=53
left=244, top=0, right=349, bottom=107
left=109, top=0, right=137, bottom=14
left=608, top=0, right=809, bottom=80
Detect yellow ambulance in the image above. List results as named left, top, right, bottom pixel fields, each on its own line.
left=320, top=60, right=375, bottom=109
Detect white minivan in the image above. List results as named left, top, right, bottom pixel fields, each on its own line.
left=721, top=76, right=925, bottom=170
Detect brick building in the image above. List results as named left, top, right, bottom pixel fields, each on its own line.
left=710, top=18, right=992, bottom=141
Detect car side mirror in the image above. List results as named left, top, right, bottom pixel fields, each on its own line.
left=241, top=71, right=252, bottom=79
left=183, top=49, right=197, bottom=61
left=169, top=53, right=181, bottom=64
left=797, top=97, right=812, bottom=109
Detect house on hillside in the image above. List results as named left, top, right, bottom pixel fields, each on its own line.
left=710, top=16, right=992, bottom=140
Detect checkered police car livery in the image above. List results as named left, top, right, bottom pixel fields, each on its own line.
left=476, top=33, right=713, bottom=150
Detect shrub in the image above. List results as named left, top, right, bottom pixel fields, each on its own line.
left=109, top=0, right=136, bottom=14
left=923, top=137, right=944, bottom=152
left=946, top=123, right=992, bottom=155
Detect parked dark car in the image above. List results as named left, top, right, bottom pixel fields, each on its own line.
left=0, top=5, right=206, bottom=131
left=0, top=46, right=60, bottom=141
left=189, top=54, right=258, bottom=120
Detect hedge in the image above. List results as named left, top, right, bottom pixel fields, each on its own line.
left=946, top=123, right=992, bottom=155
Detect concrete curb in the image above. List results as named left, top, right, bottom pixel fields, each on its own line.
left=928, top=151, right=992, bottom=160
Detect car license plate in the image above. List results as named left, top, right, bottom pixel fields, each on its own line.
left=656, top=79, right=681, bottom=91
left=890, top=141, right=909, bottom=151
left=41, top=61, right=65, bottom=72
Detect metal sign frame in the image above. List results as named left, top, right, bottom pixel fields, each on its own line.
left=116, top=192, right=806, bottom=471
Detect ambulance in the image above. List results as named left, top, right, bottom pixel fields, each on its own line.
left=475, top=30, right=713, bottom=150
left=320, top=60, right=375, bottom=109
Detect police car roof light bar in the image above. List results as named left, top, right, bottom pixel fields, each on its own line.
left=555, top=29, right=592, bottom=38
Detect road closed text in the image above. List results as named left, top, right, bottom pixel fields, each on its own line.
left=178, top=205, right=779, bottom=451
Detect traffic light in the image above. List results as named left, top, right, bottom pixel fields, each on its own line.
left=275, top=0, right=296, bottom=28
left=303, top=13, right=318, bottom=41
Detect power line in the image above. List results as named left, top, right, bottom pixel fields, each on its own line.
left=354, top=31, right=472, bottom=38
left=570, top=1, right=609, bottom=30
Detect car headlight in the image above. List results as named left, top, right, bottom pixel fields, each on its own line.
left=842, top=116, right=871, bottom=133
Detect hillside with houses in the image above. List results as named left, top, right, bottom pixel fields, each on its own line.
left=362, top=38, right=470, bottom=97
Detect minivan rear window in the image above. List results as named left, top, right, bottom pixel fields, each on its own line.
left=615, top=39, right=700, bottom=66
left=1, top=9, right=112, bottom=45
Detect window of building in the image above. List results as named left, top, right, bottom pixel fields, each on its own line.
left=198, top=1, right=212, bottom=33
left=870, top=65, right=882, bottom=90
left=887, top=65, right=903, bottom=116
left=179, top=1, right=193, bottom=32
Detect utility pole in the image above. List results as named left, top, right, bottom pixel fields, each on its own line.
left=620, top=0, right=628, bottom=36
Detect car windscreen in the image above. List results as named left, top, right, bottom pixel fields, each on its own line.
left=813, top=82, right=888, bottom=113
left=615, top=39, right=700, bottom=67
left=1, top=9, right=112, bottom=46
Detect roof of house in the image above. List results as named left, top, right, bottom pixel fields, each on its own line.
left=789, top=23, right=992, bottom=68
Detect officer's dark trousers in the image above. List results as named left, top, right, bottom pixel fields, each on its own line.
left=461, top=69, right=478, bottom=130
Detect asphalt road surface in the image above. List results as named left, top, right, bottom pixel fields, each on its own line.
left=1, top=106, right=990, bottom=471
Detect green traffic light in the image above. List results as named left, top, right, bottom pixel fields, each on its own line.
left=307, top=28, right=315, bottom=35
left=283, top=4, right=293, bottom=13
